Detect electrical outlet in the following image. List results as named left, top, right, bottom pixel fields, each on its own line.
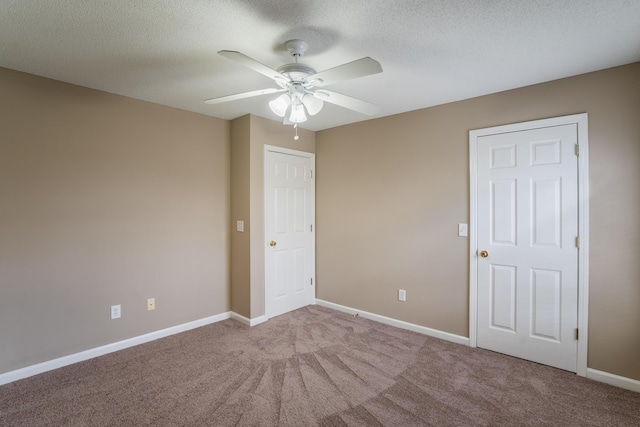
left=147, top=298, right=155, bottom=311
left=398, top=289, right=407, bottom=302
left=111, top=304, right=121, bottom=319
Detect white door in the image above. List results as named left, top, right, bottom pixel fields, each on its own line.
left=476, top=123, right=579, bottom=372
left=265, top=148, right=315, bottom=318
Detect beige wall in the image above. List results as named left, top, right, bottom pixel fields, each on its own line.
left=316, top=62, right=640, bottom=380
left=2, top=60, right=638, bottom=383
left=230, top=116, right=251, bottom=317
left=0, top=68, right=231, bottom=374
left=229, top=115, right=315, bottom=319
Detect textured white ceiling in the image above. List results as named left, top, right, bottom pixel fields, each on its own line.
left=1, top=1, right=639, bottom=131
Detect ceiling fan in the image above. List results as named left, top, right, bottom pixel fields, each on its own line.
left=204, top=39, right=383, bottom=126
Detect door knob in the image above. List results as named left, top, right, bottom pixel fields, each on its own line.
left=269, top=241, right=277, bottom=247
left=480, top=250, right=489, bottom=258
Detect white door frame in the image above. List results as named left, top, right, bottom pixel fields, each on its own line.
left=264, top=144, right=316, bottom=319
left=469, top=113, right=589, bottom=377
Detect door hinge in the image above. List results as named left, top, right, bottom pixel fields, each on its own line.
left=575, top=328, right=579, bottom=340
left=575, top=236, right=580, bottom=248
left=310, top=278, right=313, bottom=286
left=310, top=224, right=313, bottom=232
left=575, top=144, right=579, bottom=156
left=310, top=170, right=313, bottom=179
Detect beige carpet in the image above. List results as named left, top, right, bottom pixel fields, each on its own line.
left=0, top=305, right=638, bottom=426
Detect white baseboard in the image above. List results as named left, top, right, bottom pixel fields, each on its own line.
left=315, top=299, right=470, bottom=346
left=0, top=312, right=231, bottom=387
left=5, top=307, right=638, bottom=394
left=316, top=300, right=640, bottom=394
left=230, top=312, right=268, bottom=327
left=587, top=368, right=640, bottom=393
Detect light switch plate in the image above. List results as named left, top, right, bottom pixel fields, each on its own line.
left=458, top=223, right=468, bottom=237
left=111, top=304, right=121, bottom=319
left=236, top=221, right=244, bottom=232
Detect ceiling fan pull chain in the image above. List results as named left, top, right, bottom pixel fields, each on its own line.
left=293, top=124, right=299, bottom=140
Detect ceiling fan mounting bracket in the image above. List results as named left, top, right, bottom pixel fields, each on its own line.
left=285, top=39, right=309, bottom=58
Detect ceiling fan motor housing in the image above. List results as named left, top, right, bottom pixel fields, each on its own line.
left=276, top=63, right=317, bottom=85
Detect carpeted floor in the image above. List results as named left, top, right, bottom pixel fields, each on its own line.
left=0, top=305, right=638, bottom=426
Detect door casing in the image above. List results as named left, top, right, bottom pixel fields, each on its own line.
left=469, top=113, right=589, bottom=376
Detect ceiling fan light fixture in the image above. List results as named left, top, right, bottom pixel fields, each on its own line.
left=269, top=94, right=290, bottom=117
left=302, top=94, right=323, bottom=116
left=289, top=103, right=307, bottom=123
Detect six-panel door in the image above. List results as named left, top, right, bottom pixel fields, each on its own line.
left=477, top=124, right=579, bottom=372
left=265, top=150, right=315, bottom=318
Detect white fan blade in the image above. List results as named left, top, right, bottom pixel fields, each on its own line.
left=204, top=88, right=285, bottom=105
left=218, top=50, right=286, bottom=82
left=309, top=57, right=382, bottom=87
left=315, top=90, right=380, bottom=115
